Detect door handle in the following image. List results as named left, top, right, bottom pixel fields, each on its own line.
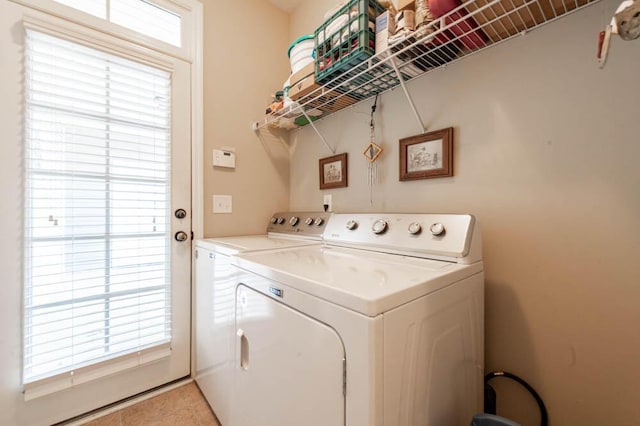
left=237, top=329, right=249, bottom=371
left=174, top=231, right=188, bottom=242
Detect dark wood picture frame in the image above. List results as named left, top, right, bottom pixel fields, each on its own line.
left=399, top=127, right=453, bottom=181
left=319, top=153, right=348, bottom=189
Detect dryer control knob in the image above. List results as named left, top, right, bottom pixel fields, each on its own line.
left=277, top=217, right=285, bottom=224
left=408, top=222, right=422, bottom=235
left=304, top=217, right=314, bottom=226
left=430, top=222, right=445, bottom=236
left=314, top=217, right=324, bottom=226
left=270, top=217, right=278, bottom=224
left=289, top=216, right=299, bottom=226
left=372, top=219, right=388, bottom=235
left=345, top=220, right=358, bottom=230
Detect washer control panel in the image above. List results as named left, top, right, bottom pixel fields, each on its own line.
left=267, top=212, right=332, bottom=237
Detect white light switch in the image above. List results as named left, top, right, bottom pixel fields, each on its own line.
left=213, top=195, right=232, bottom=213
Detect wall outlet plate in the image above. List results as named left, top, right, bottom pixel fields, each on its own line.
left=323, top=194, right=332, bottom=212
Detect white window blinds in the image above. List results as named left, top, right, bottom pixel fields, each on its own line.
left=23, top=29, right=173, bottom=388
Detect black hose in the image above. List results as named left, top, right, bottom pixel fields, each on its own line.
left=485, top=371, right=549, bottom=426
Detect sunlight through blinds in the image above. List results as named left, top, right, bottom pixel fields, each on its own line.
left=23, top=28, right=173, bottom=390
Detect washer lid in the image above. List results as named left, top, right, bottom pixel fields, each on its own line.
left=233, top=245, right=483, bottom=316
left=196, top=235, right=320, bottom=256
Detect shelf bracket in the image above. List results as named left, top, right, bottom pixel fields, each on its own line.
left=301, top=108, right=335, bottom=155
left=389, top=57, right=426, bottom=134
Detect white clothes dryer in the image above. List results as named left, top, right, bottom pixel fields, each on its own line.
left=194, top=212, right=330, bottom=425
left=230, top=213, right=484, bottom=426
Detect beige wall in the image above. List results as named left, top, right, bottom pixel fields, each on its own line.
left=202, top=0, right=291, bottom=237
left=288, top=0, right=640, bottom=424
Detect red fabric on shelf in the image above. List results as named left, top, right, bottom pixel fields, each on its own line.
left=428, top=0, right=487, bottom=49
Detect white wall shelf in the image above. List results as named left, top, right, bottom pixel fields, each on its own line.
left=254, top=0, right=599, bottom=136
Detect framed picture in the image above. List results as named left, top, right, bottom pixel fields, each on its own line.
left=319, top=153, right=348, bottom=189
left=399, top=127, right=453, bottom=181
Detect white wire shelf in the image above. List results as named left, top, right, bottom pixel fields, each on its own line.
left=255, top=0, right=600, bottom=133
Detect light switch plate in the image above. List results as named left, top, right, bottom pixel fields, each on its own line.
left=213, top=195, right=232, bottom=213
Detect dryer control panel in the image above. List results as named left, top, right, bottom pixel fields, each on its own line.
left=323, top=213, right=481, bottom=263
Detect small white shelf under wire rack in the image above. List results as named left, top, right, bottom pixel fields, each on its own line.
left=254, top=0, right=599, bottom=134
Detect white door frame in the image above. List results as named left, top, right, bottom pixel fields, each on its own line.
left=8, top=0, right=204, bottom=246
left=0, top=0, right=204, bottom=424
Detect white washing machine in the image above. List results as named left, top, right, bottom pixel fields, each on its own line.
left=230, top=213, right=484, bottom=426
left=194, top=212, right=331, bottom=425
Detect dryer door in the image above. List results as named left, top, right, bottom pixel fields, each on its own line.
left=233, top=284, right=346, bottom=426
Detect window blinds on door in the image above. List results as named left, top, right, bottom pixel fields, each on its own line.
left=23, top=28, right=173, bottom=395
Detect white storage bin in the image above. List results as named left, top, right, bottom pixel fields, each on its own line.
left=288, top=35, right=314, bottom=74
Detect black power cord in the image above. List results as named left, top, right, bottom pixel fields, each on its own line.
left=484, top=371, right=549, bottom=426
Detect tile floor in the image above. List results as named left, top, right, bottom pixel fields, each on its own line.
left=83, top=382, right=220, bottom=426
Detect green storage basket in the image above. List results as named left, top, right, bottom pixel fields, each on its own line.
left=314, top=0, right=385, bottom=84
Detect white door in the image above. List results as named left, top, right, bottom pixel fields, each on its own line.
left=233, top=284, right=346, bottom=426
left=0, top=3, right=191, bottom=425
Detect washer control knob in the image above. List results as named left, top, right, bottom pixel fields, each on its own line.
left=408, top=222, right=422, bottom=235
left=276, top=217, right=285, bottom=225
left=289, top=216, right=299, bottom=226
left=304, top=217, right=314, bottom=226
left=430, top=222, right=445, bottom=236
left=270, top=217, right=278, bottom=224
left=372, top=219, right=388, bottom=235
left=314, top=217, right=324, bottom=226
left=345, top=220, right=358, bottom=230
